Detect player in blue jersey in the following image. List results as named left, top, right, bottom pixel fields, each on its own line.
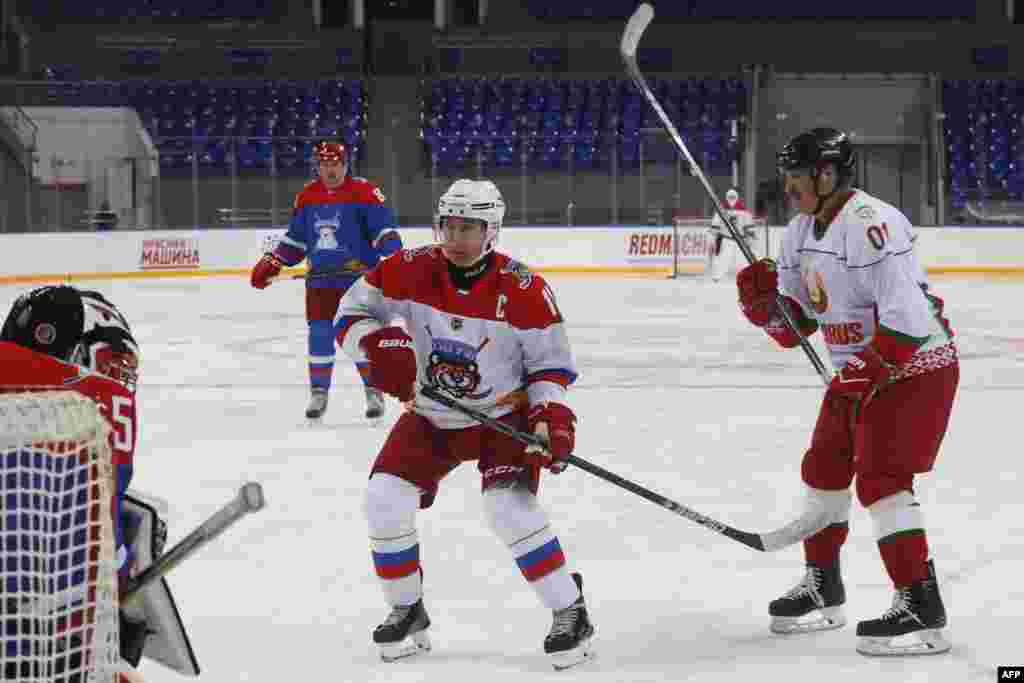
left=250, top=141, right=402, bottom=421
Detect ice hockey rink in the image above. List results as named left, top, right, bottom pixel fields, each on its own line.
left=1, top=271, right=1017, bottom=683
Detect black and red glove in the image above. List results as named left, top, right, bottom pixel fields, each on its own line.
left=359, top=326, right=417, bottom=402
left=828, top=346, right=892, bottom=404
left=250, top=254, right=283, bottom=289
left=736, top=259, right=781, bottom=327
left=524, top=403, right=576, bottom=474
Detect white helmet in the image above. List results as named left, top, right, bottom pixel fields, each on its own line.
left=725, top=188, right=740, bottom=207
left=435, top=179, right=506, bottom=264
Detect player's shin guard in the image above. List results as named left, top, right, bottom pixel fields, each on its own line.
left=307, top=319, right=336, bottom=392
left=483, top=486, right=580, bottom=610
left=366, top=474, right=423, bottom=607
left=365, top=474, right=429, bottom=659
left=868, top=491, right=930, bottom=587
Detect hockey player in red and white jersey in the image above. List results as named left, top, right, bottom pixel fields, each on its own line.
left=736, top=128, right=958, bottom=656
left=335, top=179, right=594, bottom=670
left=1, top=286, right=198, bottom=681
left=707, top=188, right=758, bottom=282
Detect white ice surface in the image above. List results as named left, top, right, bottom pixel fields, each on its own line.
left=3, top=273, right=1018, bottom=683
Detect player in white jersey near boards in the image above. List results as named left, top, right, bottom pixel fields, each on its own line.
left=707, top=188, right=757, bottom=282
left=735, top=127, right=958, bottom=656
left=334, top=179, right=594, bottom=670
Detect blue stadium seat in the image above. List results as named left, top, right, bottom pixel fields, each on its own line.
left=419, top=77, right=744, bottom=174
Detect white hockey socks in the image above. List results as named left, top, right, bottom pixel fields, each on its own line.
left=483, top=486, right=580, bottom=610
left=366, top=473, right=423, bottom=607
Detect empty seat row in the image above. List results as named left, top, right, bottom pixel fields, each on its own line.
left=944, top=79, right=1024, bottom=206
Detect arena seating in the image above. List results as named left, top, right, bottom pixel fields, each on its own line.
left=25, top=0, right=277, bottom=21
left=420, top=77, right=745, bottom=174
left=525, top=0, right=974, bottom=20
left=942, top=79, right=1024, bottom=209
left=34, top=79, right=365, bottom=176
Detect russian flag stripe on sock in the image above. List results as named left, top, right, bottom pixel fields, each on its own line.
left=516, top=538, right=565, bottom=582
left=372, top=544, right=420, bottom=579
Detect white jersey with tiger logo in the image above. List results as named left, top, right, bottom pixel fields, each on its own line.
left=777, top=189, right=954, bottom=372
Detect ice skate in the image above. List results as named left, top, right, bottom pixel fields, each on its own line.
left=305, top=387, right=328, bottom=421
left=769, top=562, right=847, bottom=634
left=856, top=560, right=950, bottom=656
left=545, top=572, right=594, bottom=671
left=365, top=387, right=386, bottom=421
left=373, top=598, right=431, bottom=662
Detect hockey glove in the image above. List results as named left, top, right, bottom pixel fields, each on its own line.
left=250, top=254, right=284, bottom=289
left=828, top=346, right=893, bottom=405
left=524, top=403, right=576, bottom=474
left=736, top=258, right=779, bottom=327
left=360, top=326, right=417, bottom=402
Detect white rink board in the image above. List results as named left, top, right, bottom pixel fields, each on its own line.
left=0, top=225, right=1023, bottom=280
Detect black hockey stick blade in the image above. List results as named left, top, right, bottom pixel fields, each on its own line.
left=123, top=483, right=266, bottom=605
left=420, top=385, right=775, bottom=552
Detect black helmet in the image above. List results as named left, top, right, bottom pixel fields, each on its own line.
left=1, top=285, right=139, bottom=388
left=777, top=127, right=856, bottom=184
left=1, top=285, right=87, bottom=361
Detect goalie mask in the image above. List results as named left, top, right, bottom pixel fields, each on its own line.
left=1, top=285, right=140, bottom=391
left=435, top=179, right=506, bottom=267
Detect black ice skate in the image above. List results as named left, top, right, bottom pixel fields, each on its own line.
left=856, top=560, right=950, bottom=656
left=373, top=598, right=431, bottom=662
left=545, top=572, right=595, bottom=671
left=305, top=387, right=328, bottom=420
left=769, top=562, right=847, bottom=634
left=365, top=387, right=386, bottom=421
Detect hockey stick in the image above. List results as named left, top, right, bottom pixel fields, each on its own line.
left=122, top=482, right=266, bottom=605
left=273, top=268, right=366, bottom=282
left=621, top=4, right=831, bottom=386
left=421, top=386, right=829, bottom=552
left=291, top=268, right=366, bottom=281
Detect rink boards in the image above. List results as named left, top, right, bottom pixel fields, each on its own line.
left=1, top=224, right=1023, bottom=283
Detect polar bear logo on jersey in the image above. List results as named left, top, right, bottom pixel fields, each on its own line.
left=314, top=218, right=340, bottom=251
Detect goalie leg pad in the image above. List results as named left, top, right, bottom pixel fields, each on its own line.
left=123, top=495, right=200, bottom=677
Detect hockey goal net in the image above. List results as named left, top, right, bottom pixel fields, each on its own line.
left=668, top=216, right=768, bottom=279
left=1, top=391, right=121, bottom=683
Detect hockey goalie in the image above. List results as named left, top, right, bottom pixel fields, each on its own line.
left=706, top=188, right=758, bottom=282
left=1, top=285, right=199, bottom=682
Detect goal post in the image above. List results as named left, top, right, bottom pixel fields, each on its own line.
left=1, top=391, right=121, bottom=683
left=669, top=215, right=768, bottom=280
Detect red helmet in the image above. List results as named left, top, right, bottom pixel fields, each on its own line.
left=315, top=141, right=347, bottom=164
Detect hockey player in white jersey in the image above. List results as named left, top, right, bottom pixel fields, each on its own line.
left=736, top=127, right=958, bottom=656
left=335, top=179, right=594, bottom=670
left=707, top=188, right=757, bottom=282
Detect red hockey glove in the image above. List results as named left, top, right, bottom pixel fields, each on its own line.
left=828, top=346, right=893, bottom=404
left=524, top=403, right=576, bottom=474
left=736, top=258, right=779, bottom=327
left=359, top=326, right=417, bottom=402
left=250, top=254, right=283, bottom=289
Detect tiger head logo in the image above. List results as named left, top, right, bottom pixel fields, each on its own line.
left=424, top=328, right=493, bottom=401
